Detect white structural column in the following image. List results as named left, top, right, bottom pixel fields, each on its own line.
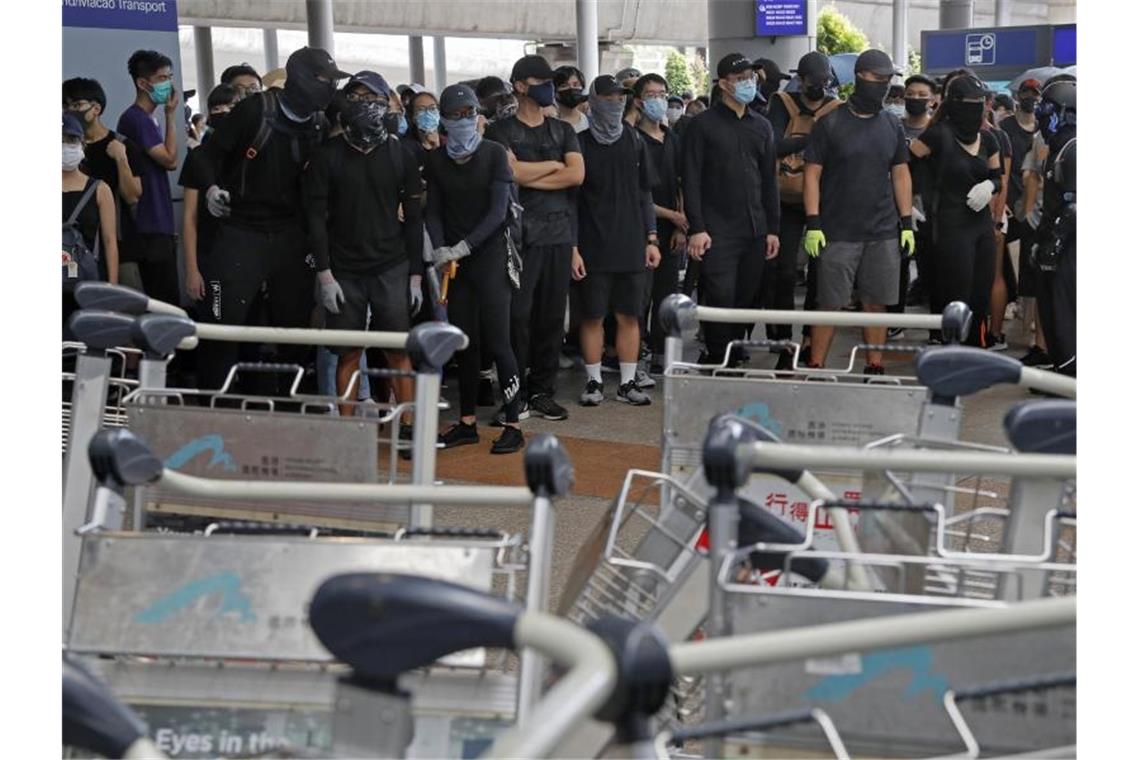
left=892, top=0, right=908, bottom=72
left=193, top=26, right=215, bottom=93
left=305, top=0, right=335, bottom=55
left=409, top=36, right=426, bottom=85
left=940, top=0, right=973, bottom=28
left=263, top=28, right=279, bottom=70
left=433, top=36, right=448, bottom=93
left=995, top=0, right=1013, bottom=26
left=575, top=0, right=599, bottom=84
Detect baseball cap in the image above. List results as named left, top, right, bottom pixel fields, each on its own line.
left=1018, top=78, right=1043, bottom=94
left=716, top=52, right=755, bottom=79
left=62, top=110, right=84, bottom=139
left=346, top=70, right=391, bottom=99
left=286, top=47, right=351, bottom=83
left=440, top=83, right=480, bottom=116
left=854, top=49, right=900, bottom=78
left=753, top=58, right=790, bottom=86
left=510, top=54, right=554, bottom=83
left=615, top=66, right=642, bottom=84
left=263, top=68, right=287, bottom=89
left=591, top=74, right=631, bottom=97
left=792, top=51, right=831, bottom=84
left=947, top=74, right=986, bottom=100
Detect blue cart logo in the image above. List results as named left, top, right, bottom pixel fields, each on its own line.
left=736, top=402, right=783, bottom=437
left=164, top=434, right=238, bottom=472
left=135, top=571, right=255, bottom=624
left=806, top=646, right=949, bottom=704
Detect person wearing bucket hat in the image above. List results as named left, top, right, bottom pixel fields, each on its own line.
left=681, top=52, right=781, bottom=366
left=801, top=48, right=913, bottom=374
left=192, top=46, right=350, bottom=392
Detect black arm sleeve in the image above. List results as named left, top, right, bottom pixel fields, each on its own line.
left=767, top=96, right=808, bottom=158
left=196, top=93, right=261, bottom=189
left=681, top=116, right=706, bottom=234
left=760, top=123, right=781, bottom=233
left=398, top=143, right=425, bottom=276
left=464, top=145, right=513, bottom=250
left=302, top=147, right=332, bottom=271
left=642, top=191, right=657, bottom=236
left=423, top=159, right=446, bottom=251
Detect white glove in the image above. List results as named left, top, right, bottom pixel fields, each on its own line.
left=431, top=239, right=472, bottom=266
left=205, top=185, right=231, bottom=218
left=965, top=180, right=995, bottom=212
left=912, top=196, right=927, bottom=224
left=409, top=274, right=423, bottom=314
left=317, top=269, right=345, bottom=315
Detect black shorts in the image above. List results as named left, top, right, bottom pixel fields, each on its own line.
left=575, top=270, right=647, bottom=320
left=325, top=261, right=410, bottom=354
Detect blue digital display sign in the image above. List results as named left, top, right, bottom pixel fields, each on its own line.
left=924, top=27, right=1040, bottom=71
left=755, top=1, right=808, bottom=37
left=1053, top=25, right=1076, bottom=65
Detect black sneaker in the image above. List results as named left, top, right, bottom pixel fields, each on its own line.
left=439, top=421, right=479, bottom=449
left=617, top=380, right=652, bottom=406
left=774, top=350, right=795, bottom=372
left=477, top=377, right=496, bottom=407
left=528, top=393, right=569, bottom=421
left=490, top=425, right=525, bottom=455
left=398, top=423, right=414, bottom=461
left=1020, top=345, right=1052, bottom=367
left=490, top=401, right=530, bottom=427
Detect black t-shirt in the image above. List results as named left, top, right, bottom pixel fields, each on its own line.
left=917, top=121, right=999, bottom=224
left=303, top=136, right=425, bottom=276
left=63, top=181, right=103, bottom=254
left=82, top=132, right=145, bottom=258
left=199, top=91, right=327, bottom=232
left=177, top=147, right=220, bottom=268
left=400, top=135, right=431, bottom=172
left=485, top=115, right=580, bottom=246
left=640, top=127, right=681, bottom=211
left=423, top=140, right=512, bottom=250
left=577, top=126, right=657, bottom=273
left=1000, top=117, right=1037, bottom=212
left=804, top=106, right=909, bottom=242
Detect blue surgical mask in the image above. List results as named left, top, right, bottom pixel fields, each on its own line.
left=641, top=97, right=667, bottom=123
left=441, top=115, right=481, bottom=159
left=396, top=113, right=408, bottom=136
left=885, top=103, right=906, bottom=119
left=147, top=80, right=173, bottom=106
left=731, top=79, right=757, bottom=106
left=415, top=108, right=440, bottom=134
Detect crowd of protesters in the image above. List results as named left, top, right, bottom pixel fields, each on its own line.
left=63, top=43, right=1076, bottom=455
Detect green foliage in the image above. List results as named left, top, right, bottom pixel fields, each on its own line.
left=816, top=5, right=869, bottom=56
left=689, top=55, right=710, bottom=96
left=665, top=50, right=694, bottom=95
left=907, top=47, right=922, bottom=76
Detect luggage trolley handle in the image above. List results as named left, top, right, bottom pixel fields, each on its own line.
left=217, top=362, right=305, bottom=397
left=663, top=708, right=849, bottom=759
left=74, top=281, right=188, bottom=318
left=64, top=653, right=165, bottom=759
left=943, top=672, right=1077, bottom=759
left=917, top=346, right=1077, bottom=401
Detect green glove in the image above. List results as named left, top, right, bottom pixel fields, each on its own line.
left=804, top=229, right=827, bottom=259
left=900, top=229, right=916, bottom=257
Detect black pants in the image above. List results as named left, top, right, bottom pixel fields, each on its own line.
left=131, top=233, right=181, bottom=308
left=197, top=223, right=316, bottom=391
left=646, top=219, right=680, bottom=355
left=932, top=218, right=995, bottom=348
left=1037, top=243, right=1076, bottom=377
left=698, top=235, right=766, bottom=362
left=511, top=242, right=571, bottom=399
left=761, top=204, right=805, bottom=341
left=449, top=240, right=521, bottom=420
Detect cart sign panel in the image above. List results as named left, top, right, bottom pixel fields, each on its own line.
left=755, top=1, right=808, bottom=36
left=1052, top=25, right=1076, bottom=66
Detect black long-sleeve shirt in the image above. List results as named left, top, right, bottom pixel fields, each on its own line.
left=303, top=136, right=424, bottom=276
left=681, top=100, right=780, bottom=239
left=423, top=140, right=512, bottom=253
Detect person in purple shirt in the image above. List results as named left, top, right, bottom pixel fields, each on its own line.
left=116, top=49, right=181, bottom=306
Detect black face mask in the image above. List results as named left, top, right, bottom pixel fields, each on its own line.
left=281, top=74, right=337, bottom=117
left=1018, top=96, right=1039, bottom=114
left=206, top=112, right=229, bottom=130
left=804, top=84, right=825, bottom=101
left=849, top=78, right=890, bottom=115
left=946, top=99, right=985, bottom=142
left=525, top=81, right=555, bottom=108
left=341, top=100, right=388, bottom=150
left=904, top=97, right=929, bottom=117
left=555, top=87, right=585, bottom=109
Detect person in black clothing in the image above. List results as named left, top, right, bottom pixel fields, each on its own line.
left=761, top=51, right=840, bottom=369
left=632, top=73, right=687, bottom=374
left=195, top=46, right=349, bottom=391
left=424, top=84, right=524, bottom=454
left=304, top=71, right=424, bottom=424
left=898, top=74, right=937, bottom=314
left=485, top=54, right=585, bottom=423
left=572, top=75, right=661, bottom=407
left=910, top=74, right=1003, bottom=347
left=682, top=53, right=780, bottom=365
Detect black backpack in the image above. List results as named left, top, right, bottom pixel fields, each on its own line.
left=62, top=178, right=101, bottom=284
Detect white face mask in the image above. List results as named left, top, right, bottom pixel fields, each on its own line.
left=63, top=143, right=84, bottom=171
left=666, top=106, right=683, bottom=124
left=885, top=103, right=906, bottom=119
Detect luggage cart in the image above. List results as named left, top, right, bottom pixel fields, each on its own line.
left=67, top=428, right=575, bottom=758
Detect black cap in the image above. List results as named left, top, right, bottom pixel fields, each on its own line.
left=63, top=111, right=85, bottom=139
left=286, top=47, right=351, bottom=82
left=440, top=83, right=480, bottom=116
left=854, top=49, right=899, bottom=78
left=346, top=70, right=391, bottom=99
left=753, top=57, right=790, bottom=84
left=591, top=75, right=631, bottom=97
left=792, top=51, right=831, bottom=84
left=716, top=52, right=754, bottom=79
left=947, top=74, right=986, bottom=100
left=510, top=54, right=554, bottom=83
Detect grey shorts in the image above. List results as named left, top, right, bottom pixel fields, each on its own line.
left=817, top=238, right=901, bottom=308
left=324, top=260, right=410, bottom=355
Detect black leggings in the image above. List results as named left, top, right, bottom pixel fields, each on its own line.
left=932, top=218, right=995, bottom=347
left=762, top=204, right=805, bottom=341
left=447, top=240, right=521, bottom=422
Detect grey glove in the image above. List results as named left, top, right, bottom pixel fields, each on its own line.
left=431, top=239, right=472, bottom=266
left=205, top=185, right=231, bottom=218
left=317, top=269, right=345, bottom=315
left=409, top=274, right=423, bottom=314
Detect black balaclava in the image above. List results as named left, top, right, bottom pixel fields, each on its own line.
left=849, top=78, right=890, bottom=115
left=945, top=75, right=986, bottom=143
left=281, top=50, right=339, bottom=117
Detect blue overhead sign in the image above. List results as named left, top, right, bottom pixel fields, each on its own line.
left=1052, top=25, right=1076, bottom=66
left=62, top=0, right=178, bottom=32
left=755, top=1, right=808, bottom=37
left=921, top=24, right=1072, bottom=76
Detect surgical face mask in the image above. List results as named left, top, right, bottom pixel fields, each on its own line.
left=849, top=77, right=890, bottom=114
left=666, top=105, right=683, bottom=125
left=587, top=95, right=625, bottom=145
left=1019, top=96, right=1039, bottom=114
left=904, top=97, right=929, bottom=117
left=525, top=81, right=555, bottom=108
left=640, top=96, right=667, bottom=123
left=946, top=99, right=985, bottom=142
left=63, top=142, right=84, bottom=171
left=441, top=115, right=481, bottom=159
left=146, top=79, right=173, bottom=105
left=414, top=107, right=440, bottom=134
left=555, top=87, right=584, bottom=109
left=730, top=78, right=758, bottom=105
left=384, top=112, right=408, bottom=137
left=885, top=103, right=906, bottom=119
